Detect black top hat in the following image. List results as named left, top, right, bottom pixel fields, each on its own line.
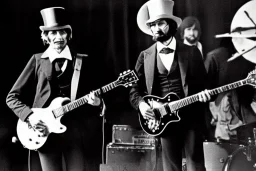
left=39, top=7, right=72, bottom=31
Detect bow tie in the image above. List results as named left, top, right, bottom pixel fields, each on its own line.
left=159, top=47, right=174, bottom=54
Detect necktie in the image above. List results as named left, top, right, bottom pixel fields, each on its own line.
left=55, top=58, right=65, bottom=68
left=159, top=47, right=174, bottom=54
left=54, top=58, right=66, bottom=73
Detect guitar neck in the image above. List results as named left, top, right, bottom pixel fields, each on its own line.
left=169, top=78, right=248, bottom=111
left=53, top=81, right=118, bottom=118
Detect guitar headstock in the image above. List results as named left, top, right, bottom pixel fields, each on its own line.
left=246, top=69, right=256, bottom=88
left=116, top=70, right=138, bottom=87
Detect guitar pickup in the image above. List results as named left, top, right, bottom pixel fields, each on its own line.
left=163, top=104, right=172, bottom=116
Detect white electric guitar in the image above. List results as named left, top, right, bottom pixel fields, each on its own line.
left=16, top=70, right=138, bottom=150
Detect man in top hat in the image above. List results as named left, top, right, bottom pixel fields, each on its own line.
left=6, top=7, right=104, bottom=171
left=177, top=16, right=204, bottom=58
left=130, top=0, right=210, bottom=170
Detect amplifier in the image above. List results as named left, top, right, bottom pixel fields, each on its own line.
left=106, top=143, right=163, bottom=171
left=100, top=164, right=141, bottom=171
left=112, top=125, right=156, bottom=145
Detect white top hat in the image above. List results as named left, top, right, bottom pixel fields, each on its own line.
left=137, top=0, right=182, bottom=35
left=231, top=0, right=256, bottom=63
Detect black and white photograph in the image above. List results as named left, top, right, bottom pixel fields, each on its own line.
left=2, top=0, right=256, bottom=170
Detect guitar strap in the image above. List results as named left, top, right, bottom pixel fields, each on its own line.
left=71, top=53, right=87, bottom=101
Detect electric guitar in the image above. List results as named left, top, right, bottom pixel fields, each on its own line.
left=17, top=70, right=138, bottom=150
left=139, top=69, right=256, bottom=136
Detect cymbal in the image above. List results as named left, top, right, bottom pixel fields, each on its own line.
left=215, top=32, right=256, bottom=38
left=230, top=0, right=256, bottom=63
left=227, top=44, right=256, bottom=62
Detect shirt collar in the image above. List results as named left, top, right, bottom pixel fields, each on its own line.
left=41, top=45, right=72, bottom=63
left=157, top=37, right=176, bottom=53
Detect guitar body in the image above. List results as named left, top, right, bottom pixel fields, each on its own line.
left=139, top=92, right=181, bottom=136
left=15, top=70, right=139, bottom=150
left=138, top=69, right=256, bottom=136
left=17, top=97, right=70, bottom=150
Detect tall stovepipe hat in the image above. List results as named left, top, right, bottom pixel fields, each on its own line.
left=39, top=7, right=72, bottom=32
left=137, top=0, right=182, bottom=35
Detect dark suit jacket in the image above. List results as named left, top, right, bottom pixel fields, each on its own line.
left=6, top=50, right=100, bottom=122
left=130, top=41, right=207, bottom=121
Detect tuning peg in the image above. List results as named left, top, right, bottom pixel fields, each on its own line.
left=129, top=84, right=132, bottom=86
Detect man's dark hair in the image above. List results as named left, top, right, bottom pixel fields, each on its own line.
left=219, top=37, right=236, bottom=55
left=165, top=18, right=178, bottom=37
left=178, top=16, right=201, bottom=40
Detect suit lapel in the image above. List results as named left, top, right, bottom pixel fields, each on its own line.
left=42, top=58, right=54, bottom=80
left=177, top=42, right=188, bottom=96
left=144, top=44, right=157, bottom=94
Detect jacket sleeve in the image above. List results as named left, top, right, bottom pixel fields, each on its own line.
left=6, top=55, right=37, bottom=121
left=204, top=50, right=219, bottom=89
left=129, top=52, right=148, bottom=110
left=188, top=46, right=208, bottom=94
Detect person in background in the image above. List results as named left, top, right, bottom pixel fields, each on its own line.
left=6, top=7, right=104, bottom=171
left=204, top=37, right=256, bottom=142
left=130, top=0, right=211, bottom=170
left=177, top=16, right=203, bottom=58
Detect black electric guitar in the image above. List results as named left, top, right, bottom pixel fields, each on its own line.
left=17, top=70, right=138, bottom=150
left=139, top=69, right=256, bottom=136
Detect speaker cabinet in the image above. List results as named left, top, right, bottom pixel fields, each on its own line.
left=105, top=143, right=163, bottom=171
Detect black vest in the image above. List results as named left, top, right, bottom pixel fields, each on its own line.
left=153, top=53, right=184, bottom=98
left=51, top=59, right=73, bottom=99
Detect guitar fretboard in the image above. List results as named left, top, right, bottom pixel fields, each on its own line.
left=52, top=81, right=118, bottom=118
left=168, top=79, right=249, bottom=111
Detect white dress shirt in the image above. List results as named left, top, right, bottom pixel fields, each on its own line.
left=41, top=45, right=72, bottom=72
left=157, top=37, right=176, bottom=72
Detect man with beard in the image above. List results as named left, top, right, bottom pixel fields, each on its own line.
left=6, top=7, right=104, bottom=171
left=177, top=16, right=203, bottom=58
left=130, top=0, right=210, bottom=171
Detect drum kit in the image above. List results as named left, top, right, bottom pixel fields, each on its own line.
left=204, top=122, right=256, bottom=171
left=204, top=1, right=256, bottom=170
left=203, top=122, right=256, bottom=171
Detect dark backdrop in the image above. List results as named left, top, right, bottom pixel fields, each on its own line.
left=0, top=0, right=250, bottom=170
